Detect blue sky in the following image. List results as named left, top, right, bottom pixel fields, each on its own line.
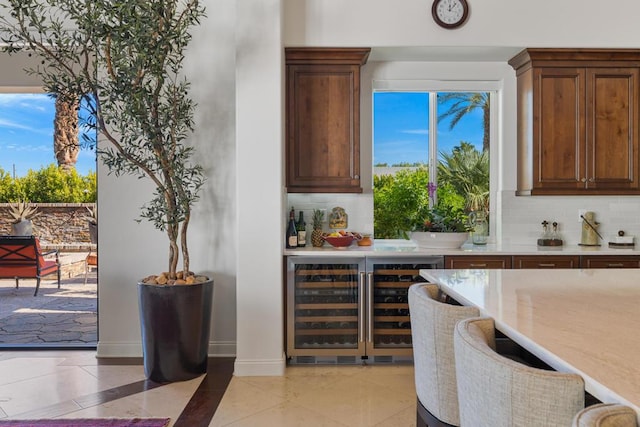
left=373, top=92, right=484, bottom=165
left=0, top=93, right=96, bottom=177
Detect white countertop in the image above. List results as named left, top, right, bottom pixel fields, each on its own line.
left=420, top=268, right=640, bottom=418
left=284, top=240, right=640, bottom=257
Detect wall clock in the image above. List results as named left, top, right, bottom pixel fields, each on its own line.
left=432, top=0, right=469, bottom=29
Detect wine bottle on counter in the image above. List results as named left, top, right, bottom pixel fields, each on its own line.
left=296, top=210, right=306, bottom=247
left=286, top=207, right=298, bottom=249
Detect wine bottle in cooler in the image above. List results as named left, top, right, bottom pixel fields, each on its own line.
left=286, top=207, right=297, bottom=249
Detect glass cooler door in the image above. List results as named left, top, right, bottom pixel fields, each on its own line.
left=287, top=258, right=366, bottom=357
left=365, top=257, right=443, bottom=356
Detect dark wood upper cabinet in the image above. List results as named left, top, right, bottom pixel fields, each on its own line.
left=285, top=48, right=370, bottom=193
left=509, top=49, right=640, bottom=195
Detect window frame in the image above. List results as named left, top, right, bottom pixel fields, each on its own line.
left=372, top=79, right=500, bottom=242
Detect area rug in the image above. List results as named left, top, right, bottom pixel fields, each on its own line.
left=0, top=419, right=170, bottom=427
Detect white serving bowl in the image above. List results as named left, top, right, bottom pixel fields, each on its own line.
left=410, top=231, right=469, bottom=249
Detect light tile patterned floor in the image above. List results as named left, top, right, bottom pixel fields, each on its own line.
left=0, top=351, right=417, bottom=427
left=211, top=364, right=417, bottom=427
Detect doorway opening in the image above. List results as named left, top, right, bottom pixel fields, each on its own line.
left=0, top=92, right=97, bottom=348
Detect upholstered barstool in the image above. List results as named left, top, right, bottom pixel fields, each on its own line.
left=408, top=283, right=479, bottom=427
left=573, top=403, right=638, bottom=427
left=454, top=317, right=585, bottom=426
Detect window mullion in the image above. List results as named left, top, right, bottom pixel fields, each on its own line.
left=428, top=92, right=438, bottom=208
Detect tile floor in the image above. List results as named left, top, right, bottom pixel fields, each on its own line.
left=0, top=351, right=418, bottom=427
left=212, top=363, right=416, bottom=427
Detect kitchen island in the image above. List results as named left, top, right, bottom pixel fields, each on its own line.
left=419, top=268, right=640, bottom=419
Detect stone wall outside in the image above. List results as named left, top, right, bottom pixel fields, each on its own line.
left=0, top=203, right=96, bottom=251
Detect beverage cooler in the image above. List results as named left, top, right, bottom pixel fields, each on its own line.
left=286, top=256, right=444, bottom=363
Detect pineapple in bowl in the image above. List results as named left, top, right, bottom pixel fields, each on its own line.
left=311, top=209, right=325, bottom=247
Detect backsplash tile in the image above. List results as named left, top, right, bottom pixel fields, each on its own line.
left=501, top=192, right=640, bottom=246
left=288, top=192, right=640, bottom=247
left=286, top=193, right=373, bottom=234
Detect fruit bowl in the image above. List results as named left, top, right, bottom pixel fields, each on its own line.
left=323, top=235, right=355, bottom=248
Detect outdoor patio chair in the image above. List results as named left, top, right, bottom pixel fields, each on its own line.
left=0, top=235, right=61, bottom=296
left=85, top=250, right=97, bottom=285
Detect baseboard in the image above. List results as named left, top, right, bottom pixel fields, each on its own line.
left=96, top=340, right=237, bottom=358
left=96, top=341, right=142, bottom=357
left=209, top=340, right=236, bottom=357
left=234, top=355, right=286, bottom=376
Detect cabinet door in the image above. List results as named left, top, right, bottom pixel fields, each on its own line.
left=285, top=48, right=370, bottom=193
left=445, top=255, right=512, bottom=269
left=513, top=255, right=580, bottom=269
left=533, top=67, right=586, bottom=192
left=510, top=49, right=640, bottom=195
left=586, top=68, right=640, bottom=191
left=287, top=260, right=365, bottom=357
left=581, top=255, right=640, bottom=268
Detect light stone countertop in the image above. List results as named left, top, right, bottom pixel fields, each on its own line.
left=284, top=239, right=640, bottom=257
left=420, top=268, right=640, bottom=419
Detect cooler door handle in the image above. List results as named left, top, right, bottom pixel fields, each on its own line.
left=367, top=272, right=374, bottom=343
left=359, top=272, right=365, bottom=343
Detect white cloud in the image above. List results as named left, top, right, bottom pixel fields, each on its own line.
left=0, top=118, right=39, bottom=132
left=401, top=129, right=428, bottom=135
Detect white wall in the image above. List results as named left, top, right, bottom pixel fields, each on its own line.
left=283, top=0, right=640, bottom=48
left=234, top=0, right=286, bottom=376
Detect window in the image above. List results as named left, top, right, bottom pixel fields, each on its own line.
left=372, top=81, right=496, bottom=240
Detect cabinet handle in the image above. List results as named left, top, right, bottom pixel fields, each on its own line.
left=469, top=263, right=487, bottom=267
left=359, top=272, right=365, bottom=343
left=367, top=272, right=374, bottom=343
left=581, top=177, right=587, bottom=182
left=607, top=263, right=624, bottom=268
left=538, top=263, right=556, bottom=267
left=588, top=178, right=594, bottom=182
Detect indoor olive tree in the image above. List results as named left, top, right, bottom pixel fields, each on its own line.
left=0, top=0, right=206, bottom=279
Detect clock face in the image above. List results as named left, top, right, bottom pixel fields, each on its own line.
left=432, top=0, right=468, bottom=28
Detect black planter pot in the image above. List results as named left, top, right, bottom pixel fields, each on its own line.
left=138, top=279, right=214, bottom=383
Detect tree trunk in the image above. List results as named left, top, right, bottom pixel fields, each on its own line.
left=54, top=95, right=80, bottom=171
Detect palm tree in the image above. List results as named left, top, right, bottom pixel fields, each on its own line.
left=53, top=95, right=79, bottom=172
left=438, top=92, right=490, bottom=152
left=438, top=142, right=489, bottom=212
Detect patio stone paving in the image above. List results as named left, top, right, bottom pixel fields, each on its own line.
left=0, top=272, right=97, bottom=346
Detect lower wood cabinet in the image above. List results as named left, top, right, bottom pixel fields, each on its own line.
left=445, top=255, right=512, bottom=269
left=445, top=254, right=640, bottom=269
left=580, top=255, right=640, bottom=268
left=513, top=255, right=580, bottom=269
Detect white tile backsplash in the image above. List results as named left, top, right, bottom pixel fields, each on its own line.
left=501, top=192, right=640, bottom=246
left=286, top=193, right=373, bottom=234
left=288, top=191, right=640, bottom=246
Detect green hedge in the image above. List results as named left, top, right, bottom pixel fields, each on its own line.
left=0, top=164, right=96, bottom=203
